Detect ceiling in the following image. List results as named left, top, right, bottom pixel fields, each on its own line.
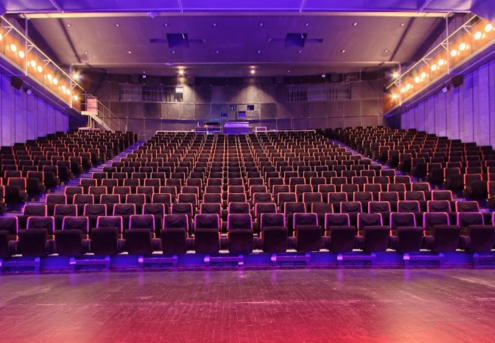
left=0, top=0, right=478, bottom=77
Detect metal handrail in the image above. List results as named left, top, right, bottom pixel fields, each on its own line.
left=84, top=94, right=128, bottom=132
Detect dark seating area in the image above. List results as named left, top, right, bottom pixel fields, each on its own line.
left=1, top=128, right=494, bottom=270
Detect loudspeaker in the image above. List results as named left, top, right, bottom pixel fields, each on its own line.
left=452, top=75, right=464, bottom=88
left=10, top=76, right=23, bottom=90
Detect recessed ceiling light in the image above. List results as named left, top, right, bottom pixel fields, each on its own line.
left=172, top=50, right=176, bottom=54
left=215, top=50, right=219, bottom=54
left=384, top=49, right=389, bottom=53
left=305, top=22, right=309, bottom=27
left=115, top=23, right=120, bottom=27
left=250, top=69, right=256, bottom=74
left=401, top=23, right=405, bottom=27
left=66, top=24, right=71, bottom=28
left=164, top=23, right=168, bottom=27
left=128, top=51, right=132, bottom=54
left=213, top=23, right=217, bottom=27
left=353, top=22, right=358, bottom=26
left=259, top=22, right=264, bottom=27
left=84, top=51, right=88, bottom=55
left=178, top=70, right=184, bottom=75
left=298, top=50, right=302, bottom=53
left=257, top=50, right=261, bottom=54
left=341, top=49, right=346, bottom=53
left=287, top=70, right=290, bottom=73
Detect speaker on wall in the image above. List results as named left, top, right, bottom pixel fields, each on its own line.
left=10, top=76, right=23, bottom=90
left=452, top=75, right=464, bottom=88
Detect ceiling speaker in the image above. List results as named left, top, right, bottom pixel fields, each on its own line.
left=10, top=76, right=23, bottom=90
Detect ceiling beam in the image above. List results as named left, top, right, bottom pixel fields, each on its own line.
left=21, top=11, right=454, bottom=19
left=48, top=0, right=64, bottom=13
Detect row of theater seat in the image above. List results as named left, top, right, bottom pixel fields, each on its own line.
left=2, top=210, right=495, bottom=259
left=3, top=130, right=495, bottom=263
left=0, top=130, right=136, bottom=209
left=335, top=127, right=495, bottom=205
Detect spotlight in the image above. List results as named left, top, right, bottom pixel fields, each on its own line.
left=61, top=85, right=66, bottom=92
left=36, top=65, right=43, bottom=73
left=438, top=59, right=445, bottom=66
left=459, top=42, right=467, bottom=51
left=406, top=83, right=411, bottom=90
left=321, top=74, right=326, bottom=78
left=53, top=78, right=58, bottom=85
left=451, top=49, right=458, bottom=57
left=66, top=89, right=71, bottom=96
left=18, top=51, right=25, bottom=58
left=392, top=72, right=399, bottom=79
left=9, top=44, right=17, bottom=52
left=392, top=93, right=398, bottom=99
left=74, top=95, right=79, bottom=101
left=26, top=88, right=32, bottom=95
left=46, top=74, right=53, bottom=81
left=414, top=76, right=420, bottom=83
left=474, top=31, right=483, bottom=40
left=30, top=60, right=36, bottom=68
left=431, top=64, right=437, bottom=71
left=178, top=70, right=184, bottom=76
left=485, top=24, right=493, bottom=33
left=73, top=73, right=80, bottom=80
left=0, top=34, right=3, bottom=40
left=401, top=87, right=406, bottom=93
left=250, top=69, right=256, bottom=75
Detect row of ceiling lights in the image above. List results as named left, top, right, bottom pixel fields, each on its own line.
left=2, top=39, right=79, bottom=101
left=68, top=21, right=407, bottom=28
left=390, top=22, right=494, bottom=100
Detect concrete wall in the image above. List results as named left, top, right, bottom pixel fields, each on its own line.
left=400, top=58, right=495, bottom=148
left=90, top=74, right=384, bottom=140
left=0, top=75, right=69, bottom=147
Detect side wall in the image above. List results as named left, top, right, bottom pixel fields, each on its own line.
left=0, top=75, right=69, bottom=147
left=400, top=58, right=495, bottom=148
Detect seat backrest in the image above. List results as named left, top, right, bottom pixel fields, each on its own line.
left=284, top=202, right=305, bottom=216
left=432, top=190, right=453, bottom=201
left=324, top=213, right=351, bottom=229
left=405, top=191, right=425, bottom=201
left=311, top=202, right=333, bottom=214
left=423, top=212, right=450, bottom=230
left=340, top=201, right=362, bottom=213
left=0, top=217, right=19, bottom=236
left=228, top=202, right=250, bottom=214
left=328, top=192, right=347, bottom=204
left=129, top=214, right=155, bottom=231
left=23, top=204, right=47, bottom=216
left=260, top=213, right=285, bottom=229
left=143, top=203, right=166, bottom=216
left=83, top=204, right=107, bottom=216
left=255, top=203, right=277, bottom=217
left=353, top=192, right=373, bottom=202
left=427, top=200, right=451, bottom=213
left=126, top=194, right=146, bottom=205
left=97, top=216, right=123, bottom=233
left=152, top=193, right=172, bottom=206
left=379, top=192, right=399, bottom=202
left=54, top=204, right=77, bottom=216
left=293, top=213, right=318, bottom=228
left=457, top=212, right=484, bottom=229
left=398, top=200, right=420, bottom=212
left=194, top=214, right=220, bottom=230
left=227, top=193, right=247, bottom=203
left=455, top=201, right=480, bottom=212
left=62, top=216, right=89, bottom=233
left=171, top=203, right=193, bottom=217
left=227, top=213, right=253, bottom=230
left=390, top=213, right=416, bottom=229
left=163, top=214, right=189, bottom=230
left=113, top=203, right=136, bottom=216
left=200, top=203, right=222, bottom=215
left=357, top=213, right=383, bottom=229
left=27, top=216, right=55, bottom=234
left=368, top=201, right=391, bottom=213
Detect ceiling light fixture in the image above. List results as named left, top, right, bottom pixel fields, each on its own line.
left=459, top=42, right=467, bottom=51
left=384, top=49, right=389, bottom=53
left=474, top=31, right=482, bottom=40
left=18, top=51, right=25, bottom=58
left=392, top=72, right=399, bottom=78
left=451, top=49, right=458, bottom=57
left=431, top=64, right=437, bottom=71
left=257, top=50, right=261, bottom=54
left=66, top=89, right=71, bottom=96
left=438, top=59, right=445, bottom=66
left=53, top=78, right=58, bottom=85
left=9, top=44, right=16, bottom=52
left=74, top=95, right=79, bottom=101
left=84, top=51, right=88, bottom=55
left=421, top=72, right=426, bottom=79
left=341, top=49, right=346, bottom=53
left=392, top=94, right=398, bottom=99
left=401, top=23, right=405, bottom=27
left=259, top=22, right=264, bottom=27
left=73, top=73, right=80, bottom=80
left=401, top=87, right=406, bottom=93
left=115, top=23, right=120, bottom=27
left=178, top=70, right=184, bottom=75
left=37, top=65, right=43, bottom=73
left=414, top=76, right=420, bottom=83
left=485, top=24, right=493, bottom=32
left=30, top=60, right=36, bottom=68
left=305, top=23, right=309, bottom=27
left=66, top=24, right=71, bottom=28
left=353, top=22, right=358, bottom=26
left=250, top=69, right=256, bottom=75
left=128, top=51, right=132, bottom=54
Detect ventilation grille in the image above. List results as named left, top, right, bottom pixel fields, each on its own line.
left=119, top=84, right=183, bottom=103
left=287, top=84, right=351, bottom=102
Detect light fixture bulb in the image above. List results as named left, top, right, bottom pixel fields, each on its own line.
left=401, top=87, right=406, bottom=93
left=53, top=78, right=58, bottom=85
left=438, top=59, right=445, bottom=66
left=485, top=24, right=493, bottom=33
left=37, top=65, right=43, bottom=73
left=415, top=76, right=420, bottom=83
left=451, top=49, right=458, bottom=57
left=474, top=31, right=483, bottom=40
left=18, top=51, right=25, bottom=58
left=9, top=44, right=17, bottom=52
left=392, top=94, right=398, bottom=99
left=30, top=60, right=36, bottom=68
left=459, top=43, right=467, bottom=51
left=431, top=64, right=437, bottom=71
left=421, top=72, right=426, bottom=79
